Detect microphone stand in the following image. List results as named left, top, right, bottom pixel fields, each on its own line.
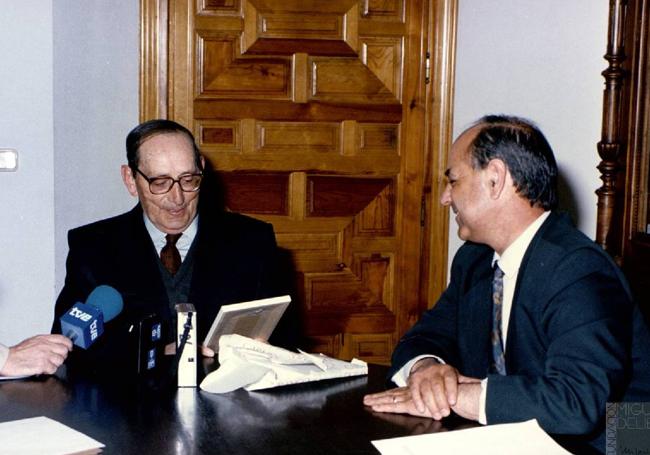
left=175, top=312, right=193, bottom=367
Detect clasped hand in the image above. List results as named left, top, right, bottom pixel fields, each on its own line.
left=363, top=358, right=482, bottom=421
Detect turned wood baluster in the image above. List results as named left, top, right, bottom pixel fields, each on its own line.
left=596, top=0, right=628, bottom=254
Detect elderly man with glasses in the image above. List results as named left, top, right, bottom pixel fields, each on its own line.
left=51, top=119, right=289, bottom=376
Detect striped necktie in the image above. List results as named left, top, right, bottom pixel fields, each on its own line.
left=491, top=263, right=506, bottom=375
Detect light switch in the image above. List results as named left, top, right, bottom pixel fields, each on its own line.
left=0, top=149, right=18, bottom=171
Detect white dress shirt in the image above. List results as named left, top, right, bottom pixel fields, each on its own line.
left=143, top=214, right=198, bottom=262
left=393, top=211, right=550, bottom=424
left=0, top=343, right=9, bottom=373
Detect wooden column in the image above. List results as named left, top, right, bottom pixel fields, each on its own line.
left=596, top=0, right=628, bottom=256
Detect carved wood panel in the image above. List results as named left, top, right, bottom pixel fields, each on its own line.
left=144, top=0, right=457, bottom=363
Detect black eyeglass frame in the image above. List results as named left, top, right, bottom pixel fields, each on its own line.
left=133, top=167, right=203, bottom=195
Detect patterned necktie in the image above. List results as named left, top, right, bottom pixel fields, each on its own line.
left=491, top=263, right=506, bottom=375
left=161, top=233, right=182, bottom=275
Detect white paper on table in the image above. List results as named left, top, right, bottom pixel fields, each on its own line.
left=372, top=419, right=571, bottom=455
left=0, top=416, right=104, bottom=455
left=199, top=334, right=367, bottom=393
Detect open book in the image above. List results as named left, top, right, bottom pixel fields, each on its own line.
left=202, top=295, right=291, bottom=352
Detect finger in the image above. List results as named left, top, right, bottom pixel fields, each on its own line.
left=443, top=372, right=459, bottom=406
left=369, top=399, right=418, bottom=415
left=200, top=345, right=215, bottom=357
left=426, top=379, right=451, bottom=419
left=50, top=335, right=74, bottom=350
left=164, top=342, right=176, bottom=355
left=363, top=392, right=388, bottom=405
left=364, top=391, right=396, bottom=405
left=370, top=395, right=435, bottom=418
left=40, top=358, right=60, bottom=375
left=409, top=380, right=427, bottom=415
left=46, top=342, right=72, bottom=358
left=457, top=374, right=481, bottom=384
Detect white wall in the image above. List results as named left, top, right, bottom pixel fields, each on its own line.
left=0, top=2, right=55, bottom=344
left=449, top=0, right=609, bottom=263
left=53, top=0, right=139, bottom=291
left=0, top=0, right=138, bottom=345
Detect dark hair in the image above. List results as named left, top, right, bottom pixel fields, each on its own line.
left=468, top=115, right=558, bottom=210
left=125, top=119, right=203, bottom=171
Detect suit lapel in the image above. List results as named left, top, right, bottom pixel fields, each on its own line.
left=459, top=252, right=494, bottom=376
left=188, top=210, right=230, bottom=310
left=114, top=205, right=170, bottom=315
left=505, top=212, right=561, bottom=365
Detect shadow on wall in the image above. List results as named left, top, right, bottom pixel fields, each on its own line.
left=556, top=166, right=581, bottom=228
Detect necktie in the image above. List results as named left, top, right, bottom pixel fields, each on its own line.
left=161, top=233, right=182, bottom=275
left=491, top=263, right=506, bottom=375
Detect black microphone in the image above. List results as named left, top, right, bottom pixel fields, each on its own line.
left=128, top=312, right=164, bottom=375
left=59, top=285, right=124, bottom=349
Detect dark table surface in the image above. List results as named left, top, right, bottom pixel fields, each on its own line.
left=0, top=360, right=477, bottom=454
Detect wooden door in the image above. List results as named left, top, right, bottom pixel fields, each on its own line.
left=141, top=0, right=456, bottom=363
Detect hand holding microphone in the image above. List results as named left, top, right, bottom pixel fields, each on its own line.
left=59, top=285, right=124, bottom=349
left=0, top=334, right=72, bottom=377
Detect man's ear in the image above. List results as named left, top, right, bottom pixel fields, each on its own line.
left=121, top=165, right=139, bottom=197
left=486, top=158, right=508, bottom=199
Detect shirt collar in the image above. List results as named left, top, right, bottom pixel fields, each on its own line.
left=143, top=212, right=199, bottom=251
left=492, top=211, right=550, bottom=277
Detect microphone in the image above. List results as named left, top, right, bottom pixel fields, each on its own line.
left=60, top=285, right=124, bottom=349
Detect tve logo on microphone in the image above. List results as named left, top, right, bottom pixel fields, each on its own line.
left=69, top=306, right=94, bottom=322
left=69, top=306, right=102, bottom=341
left=60, top=285, right=124, bottom=350
left=61, top=303, right=104, bottom=348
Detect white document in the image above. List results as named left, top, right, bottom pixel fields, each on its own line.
left=199, top=334, right=368, bottom=393
left=0, top=416, right=104, bottom=454
left=372, top=419, right=571, bottom=455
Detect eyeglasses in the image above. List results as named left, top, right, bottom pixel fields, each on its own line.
left=133, top=167, right=203, bottom=195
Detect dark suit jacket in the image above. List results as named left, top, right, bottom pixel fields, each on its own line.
left=390, top=212, right=650, bottom=451
left=51, top=204, right=290, bottom=374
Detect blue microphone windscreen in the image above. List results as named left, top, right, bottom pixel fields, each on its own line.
left=86, top=285, right=124, bottom=322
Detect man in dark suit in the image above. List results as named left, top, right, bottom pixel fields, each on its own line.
left=364, top=115, right=650, bottom=451
left=51, top=119, right=289, bottom=374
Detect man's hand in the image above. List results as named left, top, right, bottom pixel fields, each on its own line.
left=0, top=335, right=72, bottom=377
left=451, top=376, right=482, bottom=421
left=164, top=342, right=215, bottom=357
left=363, top=386, right=435, bottom=418
left=363, top=359, right=460, bottom=420
left=363, top=359, right=483, bottom=423
left=407, top=358, right=461, bottom=419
